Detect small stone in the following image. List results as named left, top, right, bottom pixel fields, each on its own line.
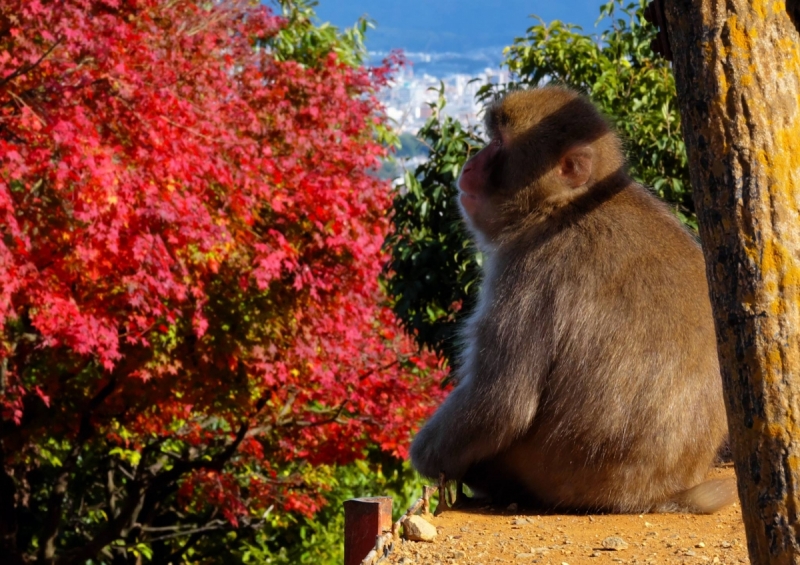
left=591, top=552, right=601, bottom=557
left=720, top=541, right=732, bottom=548
left=696, top=542, right=706, bottom=548
left=403, top=515, right=438, bottom=542
left=507, top=502, right=519, bottom=511
left=521, top=546, right=550, bottom=555
left=713, top=557, right=721, bottom=564
left=602, top=536, right=629, bottom=551
left=513, top=518, right=531, bottom=526
left=644, top=521, right=654, bottom=527
left=685, top=550, right=698, bottom=557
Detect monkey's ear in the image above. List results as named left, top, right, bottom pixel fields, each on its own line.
left=558, top=145, right=594, bottom=188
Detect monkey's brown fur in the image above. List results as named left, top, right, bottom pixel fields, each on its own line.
left=410, top=86, right=733, bottom=513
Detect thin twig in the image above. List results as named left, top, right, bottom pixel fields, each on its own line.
left=144, top=520, right=227, bottom=541
left=0, top=39, right=62, bottom=89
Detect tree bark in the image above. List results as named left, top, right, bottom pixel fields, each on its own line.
left=663, top=1, right=800, bottom=563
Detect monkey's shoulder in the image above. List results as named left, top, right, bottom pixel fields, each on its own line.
left=489, top=183, right=706, bottom=300
left=561, top=182, right=702, bottom=262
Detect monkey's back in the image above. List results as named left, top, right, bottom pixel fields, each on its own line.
left=475, top=182, right=727, bottom=513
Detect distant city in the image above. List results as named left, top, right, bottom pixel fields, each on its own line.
left=312, top=1, right=609, bottom=137
left=371, top=64, right=512, bottom=180
left=380, top=64, right=510, bottom=135
left=311, top=0, right=607, bottom=176
left=313, top=0, right=608, bottom=136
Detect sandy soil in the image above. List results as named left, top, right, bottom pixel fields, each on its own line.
left=386, top=466, right=748, bottom=564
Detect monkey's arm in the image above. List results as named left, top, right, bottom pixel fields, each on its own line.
left=410, top=307, right=551, bottom=480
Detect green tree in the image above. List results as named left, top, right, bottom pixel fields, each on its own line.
left=386, top=0, right=692, bottom=365
left=384, top=88, right=484, bottom=365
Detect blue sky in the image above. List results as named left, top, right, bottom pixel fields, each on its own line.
left=313, top=0, right=608, bottom=55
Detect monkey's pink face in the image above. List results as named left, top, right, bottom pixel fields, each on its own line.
left=457, top=139, right=501, bottom=221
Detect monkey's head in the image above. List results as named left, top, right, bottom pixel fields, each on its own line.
left=457, top=86, right=627, bottom=245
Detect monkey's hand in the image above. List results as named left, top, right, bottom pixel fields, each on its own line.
left=410, top=418, right=471, bottom=481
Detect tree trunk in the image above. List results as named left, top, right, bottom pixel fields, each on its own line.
left=663, top=1, right=800, bottom=563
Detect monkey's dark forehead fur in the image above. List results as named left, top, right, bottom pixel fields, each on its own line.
left=484, top=86, right=612, bottom=147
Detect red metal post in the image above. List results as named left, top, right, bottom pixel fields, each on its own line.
left=343, top=496, right=392, bottom=565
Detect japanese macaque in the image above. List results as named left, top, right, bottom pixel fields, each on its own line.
left=410, top=86, right=734, bottom=513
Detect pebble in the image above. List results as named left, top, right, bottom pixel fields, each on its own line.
left=512, top=518, right=531, bottom=526
left=403, top=515, right=438, bottom=542
left=602, top=536, right=629, bottom=551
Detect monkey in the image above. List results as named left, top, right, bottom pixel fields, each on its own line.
left=410, top=86, right=735, bottom=514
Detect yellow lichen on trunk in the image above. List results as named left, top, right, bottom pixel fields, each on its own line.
left=665, top=0, right=800, bottom=562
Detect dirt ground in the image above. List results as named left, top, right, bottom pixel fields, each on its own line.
left=386, top=466, right=748, bottom=564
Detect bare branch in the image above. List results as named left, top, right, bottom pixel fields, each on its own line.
left=0, top=39, right=62, bottom=89
left=144, top=519, right=228, bottom=542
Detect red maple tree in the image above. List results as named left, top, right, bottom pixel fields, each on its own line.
left=0, top=0, right=444, bottom=561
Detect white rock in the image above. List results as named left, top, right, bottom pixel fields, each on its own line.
left=403, top=515, right=438, bottom=542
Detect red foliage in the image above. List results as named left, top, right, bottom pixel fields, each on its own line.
left=0, top=0, right=444, bottom=531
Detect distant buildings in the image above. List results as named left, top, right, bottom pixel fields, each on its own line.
left=379, top=65, right=511, bottom=134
